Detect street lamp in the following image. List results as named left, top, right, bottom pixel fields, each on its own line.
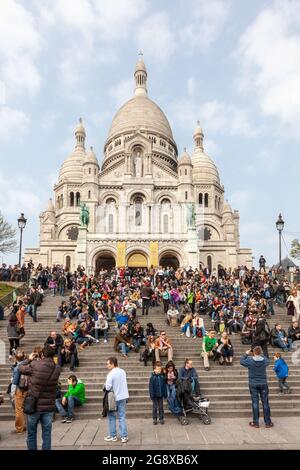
left=17, top=213, right=27, bottom=267
left=276, top=213, right=284, bottom=268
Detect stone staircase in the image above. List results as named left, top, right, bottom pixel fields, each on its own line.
left=1, top=294, right=300, bottom=420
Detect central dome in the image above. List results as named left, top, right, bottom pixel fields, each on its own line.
left=108, top=95, right=174, bottom=141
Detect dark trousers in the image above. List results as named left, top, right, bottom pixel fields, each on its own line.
left=152, top=397, right=164, bottom=421
left=278, top=377, right=290, bottom=392
left=249, top=384, right=271, bottom=425
left=163, top=299, right=170, bottom=314
left=142, top=298, right=151, bottom=316
left=9, top=338, right=20, bottom=355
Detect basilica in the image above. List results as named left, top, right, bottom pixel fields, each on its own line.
left=25, top=57, right=252, bottom=273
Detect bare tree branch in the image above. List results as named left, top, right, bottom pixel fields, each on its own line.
left=0, top=212, right=17, bottom=254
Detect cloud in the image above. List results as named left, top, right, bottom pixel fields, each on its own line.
left=109, top=78, right=133, bottom=106
left=41, top=110, right=62, bottom=131
left=229, top=190, right=255, bottom=211
left=136, top=12, right=176, bottom=61
left=187, top=77, right=196, bottom=97
left=236, top=0, right=300, bottom=132
left=170, top=98, right=254, bottom=137
left=0, top=106, right=30, bottom=139
left=0, top=171, right=44, bottom=217
left=180, top=0, right=230, bottom=50
left=0, top=0, right=41, bottom=98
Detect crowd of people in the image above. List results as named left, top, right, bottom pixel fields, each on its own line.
left=2, top=260, right=300, bottom=448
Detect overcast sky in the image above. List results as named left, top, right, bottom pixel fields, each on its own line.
left=0, top=0, right=299, bottom=268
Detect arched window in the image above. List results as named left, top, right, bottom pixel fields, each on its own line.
left=185, top=169, right=187, bottom=176
left=89, top=168, right=91, bottom=174
left=204, top=193, right=209, bottom=208
left=218, top=197, right=221, bottom=210
left=215, top=196, right=217, bottom=209
left=161, top=198, right=171, bottom=206
left=163, top=214, right=169, bottom=233
left=76, top=192, right=80, bottom=206
left=185, top=191, right=188, bottom=200
left=108, top=214, right=114, bottom=233
left=88, top=190, right=91, bottom=199
left=199, top=193, right=203, bottom=205
left=70, top=192, right=74, bottom=207
left=207, top=255, right=212, bottom=273
left=106, top=198, right=116, bottom=206
left=134, top=196, right=143, bottom=226
left=65, top=256, right=71, bottom=270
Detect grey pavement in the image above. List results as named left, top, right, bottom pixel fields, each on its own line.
left=1, top=416, right=300, bottom=450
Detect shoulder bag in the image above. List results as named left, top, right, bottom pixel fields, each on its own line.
left=23, top=364, right=57, bottom=415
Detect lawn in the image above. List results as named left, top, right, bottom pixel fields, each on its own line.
left=0, top=283, right=15, bottom=300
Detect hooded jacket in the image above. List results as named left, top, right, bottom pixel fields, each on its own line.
left=273, top=358, right=289, bottom=379
left=240, top=354, right=270, bottom=386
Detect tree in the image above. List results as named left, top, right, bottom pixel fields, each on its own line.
left=290, top=239, right=300, bottom=260
left=0, top=212, right=17, bottom=254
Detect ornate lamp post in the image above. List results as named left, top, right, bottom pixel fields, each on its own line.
left=17, top=213, right=27, bottom=267
left=275, top=213, right=284, bottom=268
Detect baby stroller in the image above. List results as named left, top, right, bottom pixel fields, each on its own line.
left=168, top=378, right=211, bottom=425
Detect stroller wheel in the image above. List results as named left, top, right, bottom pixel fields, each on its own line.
left=201, top=414, right=211, bottom=425
left=178, top=416, right=189, bottom=425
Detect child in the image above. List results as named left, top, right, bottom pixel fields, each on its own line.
left=149, top=362, right=167, bottom=425
left=273, top=353, right=291, bottom=394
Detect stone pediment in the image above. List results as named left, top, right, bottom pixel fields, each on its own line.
left=123, top=130, right=153, bottom=152
left=152, top=160, right=178, bottom=181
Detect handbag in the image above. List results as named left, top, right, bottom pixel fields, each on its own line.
left=23, top=364, right=57, bottom=415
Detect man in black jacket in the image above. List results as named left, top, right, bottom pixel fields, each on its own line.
left=288, top=321, right=300, bottom=343
left=140, top=282, right=154, bottom=316
left=45, top=331, right=64, bottom=366
left=28, top=287, right=41, bottom=322
left=19, top=345, right=61, bottom=450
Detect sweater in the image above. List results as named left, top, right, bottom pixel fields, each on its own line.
left=273, top=358, right=289, bottom=379
left=240, top=354, right=270, bottom=386
left=64, top=380, right=86, bottom=404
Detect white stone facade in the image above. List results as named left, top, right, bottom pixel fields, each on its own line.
left=25, top=58, right=252, bottom=272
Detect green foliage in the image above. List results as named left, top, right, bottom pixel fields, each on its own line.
left=290, top=239, right=300, bottom=260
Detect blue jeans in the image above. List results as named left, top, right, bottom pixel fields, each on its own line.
left=59, top=286, right=65, bottom=296
left=108, top=399, right=128, bottom=438
left=26, top=411, right=53, bottom=450
left=27, top=304, right=37, bottom=322
left=249, top=384, right=271, bottom=425
left=274, top=337, right=292, bottom=351
left=95, top=329, right=108, bottom=341
left=55, top=396, right=81, bottom=418
left=118, top=343, right=130, bottom=355
left=167, top=383, right=177, bottom=400
left=192, top=326, right=206, bottom=337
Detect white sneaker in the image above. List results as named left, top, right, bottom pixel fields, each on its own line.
left=121, top=437, right=128, bottom=443
left=104, top=340, right=108, bottom=344
left=96, top=340, right=99, bottom=343
left=104, top=436, right=117, bottom=442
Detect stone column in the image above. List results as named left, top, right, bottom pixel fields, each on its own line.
left=74, top=226, right=88, bottom=269
left=186, top=227, right=199, bottom=269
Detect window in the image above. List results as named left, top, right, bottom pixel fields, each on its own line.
left=207, top=255, right=212, bottom=273
left=106, top=197, right=116, bottom=206
left=108, top=214, right=114, bottom=233
left=185, top=169, right=187, bottom=176
left=180, top=170, right=182, bottom=176
left=88, top=190, right=91, bottom=199
left=76, top=192, right=80, bottom=206
left=70, top=192, right=74, bottom=207
left=163, top=214, right=168, bottom=233
left=199, top=193, right=203, bottom=205
left=89, top=168, right=91, bottom=174
left=61, top=194, right=63, bottom=208
left=134, top=196, right=143, bottom=226
left=161, top=198, right=171, bottom=205
left=94, top=168, right=97, bottom=175
left=185, top=191, right=188, bottom=200
left=65, top=256, right=71, bottom=270
left=204, top=193, right=208, bottom=208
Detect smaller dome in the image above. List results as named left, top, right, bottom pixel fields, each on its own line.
left=191, top=150, right=220, bottom=184
left=46, top=198, right=55, bottom=212
left=193, top=120, right=204, bottom=138
left=84, top=146, right=99, bottom=166
left=75, top=117, right=86, bottom=136
left=223, top=200, right=233, bottom=214
left=178, top=148, right=192, bottom=166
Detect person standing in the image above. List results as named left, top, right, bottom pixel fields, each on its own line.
left=240, top=346, right=273, bottom=428
left=141, top=282, right=154, bottom=316
left=11, top=350, right=29, bottom=433
left=104, top=357, right=129, bottom=443
left=7, top=311, right=20, bottom=359
left=149, top=362, right=167, bottom=425
left=19, top=344, right=61, bottom=450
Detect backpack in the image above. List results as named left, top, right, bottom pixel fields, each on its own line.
left=264, top=290, right=271, bottom=299
left=18, top=373, right=28, bottom=391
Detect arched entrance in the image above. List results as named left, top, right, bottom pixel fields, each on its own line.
left=95, top=251, right=116, bottom=273
left=159, top=253, right=180, bottom=269
left=127, top=252, right=148, bottom=268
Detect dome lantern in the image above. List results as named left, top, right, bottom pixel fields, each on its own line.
left=193, top=120, right=204, bottom=152
left=75, top=117, right=86, bottom=150
left=134, top=51, right=147, bottom=97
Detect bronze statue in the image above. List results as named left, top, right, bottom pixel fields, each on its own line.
left=80, top=203, right=89, bottom=227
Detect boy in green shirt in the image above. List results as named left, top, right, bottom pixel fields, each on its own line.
left=201, top=331, right=217, bottom=371
left=55, top=374, right=86, bottom=423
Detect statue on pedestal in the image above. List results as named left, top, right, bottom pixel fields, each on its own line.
left=186, top=203, right=196, bottom=228
left=80, top=203, right=89, bottom=227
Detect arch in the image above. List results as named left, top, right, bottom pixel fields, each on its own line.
left=204, top=193, right=209, bottom=208
left=127, top=188, right=149, bottom=204
left=99, top=191, right=120, bottom=205
left=159, top=248, right=183, bottom=268
left=155, top=191, right=176, bottom=204
left=159, top=251, right=180, bottom=269
left=127, top=252, right=148, bottom=268
left=57, top=223, right=80, bottom=240
left=70, top=192, right=74, bottom=207
left=199, top=193, right=203, bottom=205
left=95, top=250, right=116, bottom=273
left=76, top=192, right=80, bottom=206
